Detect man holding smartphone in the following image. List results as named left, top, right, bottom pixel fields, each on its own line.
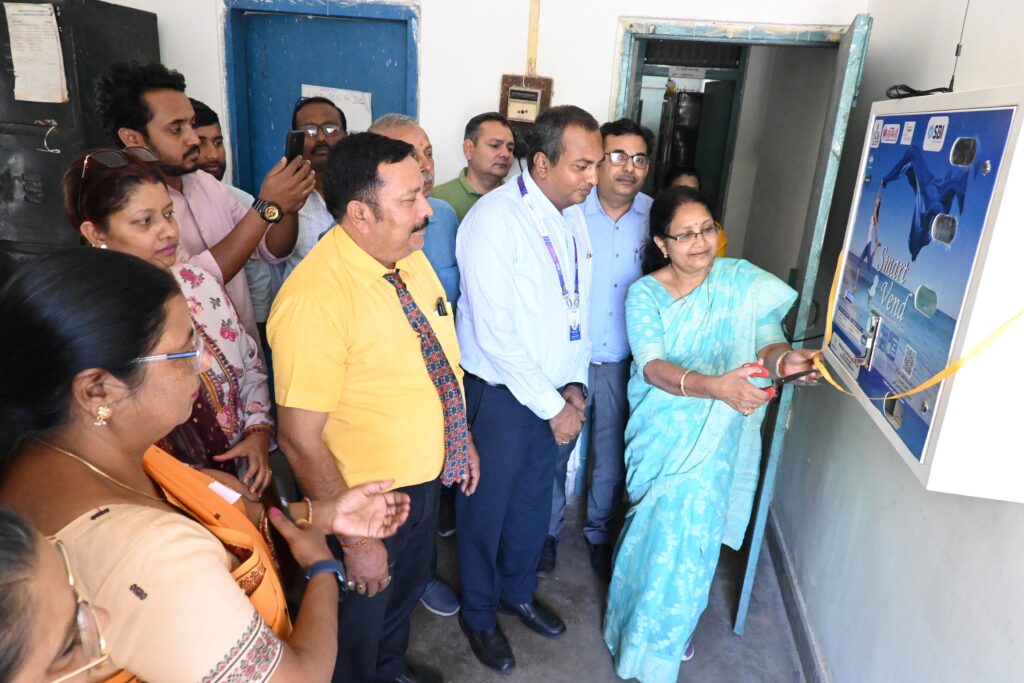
left=95, top=62, right=314, bottom=345
left=282, top=96, right=348, bottom=279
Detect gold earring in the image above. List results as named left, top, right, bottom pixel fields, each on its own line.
left=94, top=406, right=112, bottom=427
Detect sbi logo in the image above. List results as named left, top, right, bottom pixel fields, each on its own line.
left=923, top=116, right=949, bottom=151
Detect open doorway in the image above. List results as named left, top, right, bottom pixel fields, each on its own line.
left=628, top=38, right=837, bottom=290
left=612, top=15, right=872, bottom=636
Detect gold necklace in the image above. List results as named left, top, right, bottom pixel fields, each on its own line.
left=37, top=439, right=165, bottom=503
left=671, top=267, right=712, bottom=308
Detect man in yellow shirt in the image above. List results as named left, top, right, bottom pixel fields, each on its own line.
left=269, top=132, right=480, bottom=683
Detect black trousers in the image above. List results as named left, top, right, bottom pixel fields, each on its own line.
left=456, top=375, right=556, bottom=630
left=330, top=478, right=440, bottom=682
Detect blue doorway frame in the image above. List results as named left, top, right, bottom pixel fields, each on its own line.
left=222, top=0, right=419, bottom=190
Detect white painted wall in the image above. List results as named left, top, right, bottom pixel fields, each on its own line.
left=772, top=1, right=1024, bottom=681
left=718, top=45, right=772, bottom=256
left=103, top=0, right=227, bottom=118
left=104, top=0, right=865, bottom=184
left=730, top=45, right=836, bottom=276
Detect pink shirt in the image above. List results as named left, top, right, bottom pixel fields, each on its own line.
left=169, top=170, right=283, bottom=344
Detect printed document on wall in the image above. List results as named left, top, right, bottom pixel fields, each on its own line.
left=3, top=2, right=68, bottom=103
left=301, top=83, right=372, bottom=133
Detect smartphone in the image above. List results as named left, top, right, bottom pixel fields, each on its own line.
left=285, top=130, right=305, bottom=163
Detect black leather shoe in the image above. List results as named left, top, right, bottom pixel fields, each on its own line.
left=459, top=612, right=515, bottom=673
left=586, top=540, right=613, bottom=583
left=536, top=536, right=557, bottom=577
left=497, top=598, right=566, bottom=638
left=381, top=661, right=443, bottom=683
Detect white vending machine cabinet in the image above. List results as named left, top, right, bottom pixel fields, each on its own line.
left=825, top=86, right=1024, bottom=503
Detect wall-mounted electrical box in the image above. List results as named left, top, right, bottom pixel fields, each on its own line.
left=507, top=86, right=542, bottom=123
left=824, top=86, right=1024, bottom=503
left=499, top=74, right=553, bottom=154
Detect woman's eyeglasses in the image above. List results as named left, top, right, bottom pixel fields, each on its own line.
left=80, top=147, right=159, bottom=180
left=664, top=222, right=721, bottom=244
left=132, top=329, right=206, bottom=374
left=49, top=540, right=109, bottom=683
left=604, top=151, right=650, bottom=169
left=78, top=147, right=160, bottom=220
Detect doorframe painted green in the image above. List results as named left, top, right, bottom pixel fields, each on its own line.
left=610, top=15, right=872, bottom=636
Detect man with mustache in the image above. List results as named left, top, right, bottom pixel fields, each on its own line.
left=454, top=105, right=600, bottom=672
left=369, top=113, right=464, bottom=619
left=433, top=112, right=515, bottom=222
left=269, top=132, right=480, bottom=683
left=191, top=98, right=228, bottom=181
left=95, top=61, right=313, bottom=345
left=282, top=96, right=348, bottom=278
left=544, top=118, right=654, bottom=583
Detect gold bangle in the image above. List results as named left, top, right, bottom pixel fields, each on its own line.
left=244, top=424, right=275, bottom=439
left=774, top=350, right=793, bottom=378
left=679, top=369, right=693, bottom=397
left=301, top=497, right=313, bottom=528
left=341, top=537, right=367, bottom=550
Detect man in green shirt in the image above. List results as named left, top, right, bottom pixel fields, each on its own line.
left=433, top=112, right=515, bottom=221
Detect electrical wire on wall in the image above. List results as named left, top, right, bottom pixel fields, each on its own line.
left=886, top=0, right=971, bottom=99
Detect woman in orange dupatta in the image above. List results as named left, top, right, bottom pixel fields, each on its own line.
left=0, top=249, right=410, bottom=682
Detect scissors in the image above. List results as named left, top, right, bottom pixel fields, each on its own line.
left=741, top=363, right=819, bottom=399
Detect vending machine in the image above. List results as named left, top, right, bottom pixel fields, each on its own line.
left=824, top=86, right=1024, bottom=503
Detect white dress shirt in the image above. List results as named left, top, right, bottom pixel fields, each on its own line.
left=284, top=190, right=335, bottom=279
left=456, top=170, right=592, bottom=420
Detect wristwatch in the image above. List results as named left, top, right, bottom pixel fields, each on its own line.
left=564, top=381, right=588, bottom=400
left=305, top=559, right=347, bottom=590
left=251, top=197, right=283, bottom=224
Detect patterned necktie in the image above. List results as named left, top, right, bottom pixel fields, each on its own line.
left=383, top=270, right=468, bottom=486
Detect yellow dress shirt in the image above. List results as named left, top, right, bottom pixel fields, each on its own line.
left=268, top=226, right=459, bottom=489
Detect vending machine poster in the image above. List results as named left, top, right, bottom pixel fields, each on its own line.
left=830, top=106, right=1015, bottom=461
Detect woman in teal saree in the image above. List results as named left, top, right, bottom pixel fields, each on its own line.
left=603, top=187, right=819, bottom=682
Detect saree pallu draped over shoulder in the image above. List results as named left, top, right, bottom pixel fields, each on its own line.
left=100, top=446, right=291, bottom=682
left=603, top=259, right=796, bottom=683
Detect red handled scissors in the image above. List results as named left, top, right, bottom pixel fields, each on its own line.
left=742, top=363, right=819, bottom=399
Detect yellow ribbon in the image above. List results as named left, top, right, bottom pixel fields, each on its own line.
left=813, top=254, right=1024, bottom=401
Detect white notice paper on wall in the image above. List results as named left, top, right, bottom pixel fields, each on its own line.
left=668, top=65, right=706, bottom=80
left=301, top=84, right=373, bottom=133
left=4, top=3, right=68, bottom=103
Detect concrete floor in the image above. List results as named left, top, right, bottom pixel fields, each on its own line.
left=408, top=499, right=805, bottom=683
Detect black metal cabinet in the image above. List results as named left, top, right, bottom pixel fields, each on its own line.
left=0, top=0, right=158, bottom=257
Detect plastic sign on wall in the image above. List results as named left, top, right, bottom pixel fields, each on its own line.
left=827, top=105, right=1014, bottom=463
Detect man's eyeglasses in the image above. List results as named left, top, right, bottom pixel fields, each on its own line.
left=49, top=540, right=109, bottom=683
left=296, top=124, right=344, bottom=137
left=133, top=328, right=206, bottom=374
left=604, top=151, right=650, bottom=169
left=78, top=147, right=159, bottom=220
left=664, top=222, right=721, bottom=244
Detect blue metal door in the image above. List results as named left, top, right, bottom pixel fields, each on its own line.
left=226, top=5, right=417, bottom=193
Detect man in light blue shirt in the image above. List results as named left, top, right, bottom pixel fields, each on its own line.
left=370, top=114, right=461, bottom=306
left=565, top=118, right=654, bottom=583
left=455, top=105, right=602, bottom=672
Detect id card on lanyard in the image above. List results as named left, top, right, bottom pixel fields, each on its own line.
left=517, top=175, right=581, bottom=342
